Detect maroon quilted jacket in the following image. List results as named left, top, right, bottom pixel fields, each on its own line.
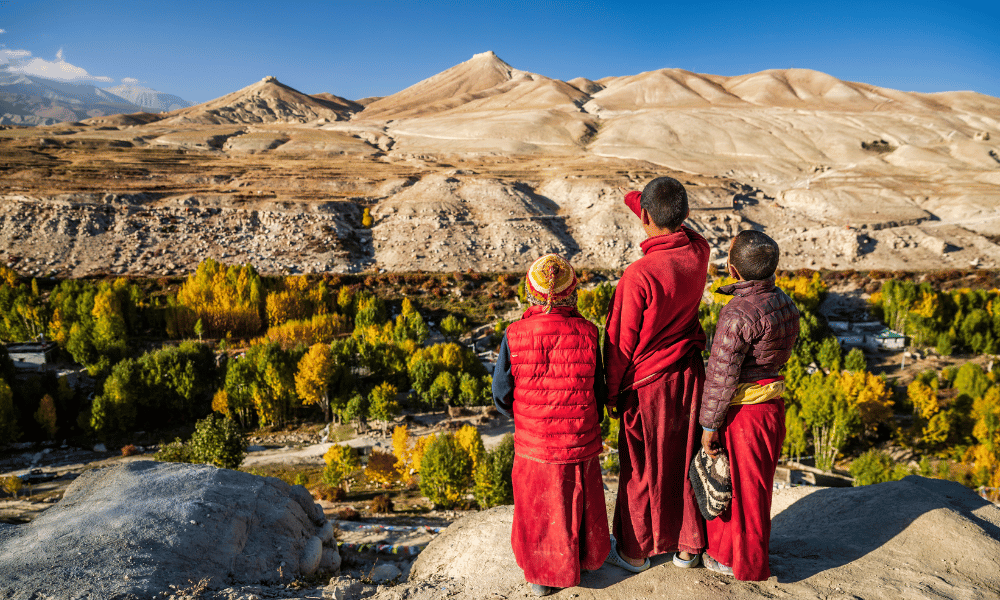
left=699, top=276, right=800, bottom=430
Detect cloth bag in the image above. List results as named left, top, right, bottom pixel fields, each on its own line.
left=689, top=447, right=732, bottom=520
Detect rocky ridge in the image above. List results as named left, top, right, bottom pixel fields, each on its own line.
left=2, top=52, right=999, bottom=275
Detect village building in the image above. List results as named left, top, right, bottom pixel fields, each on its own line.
left=5, top=341, right=58, bottom=371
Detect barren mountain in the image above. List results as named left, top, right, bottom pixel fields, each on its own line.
left=159, top=76, right=357, bottom=125
left=103, top=82, right=192, bottom=112
left=1, top=52, right=998, bottom=277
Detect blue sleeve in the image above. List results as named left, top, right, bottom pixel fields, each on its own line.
left=492, top=334, right=514, bottom=418
left=594, top=341, right=607, bottom=417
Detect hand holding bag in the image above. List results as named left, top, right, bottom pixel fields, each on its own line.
left=689, top=447, right=732, bottom=521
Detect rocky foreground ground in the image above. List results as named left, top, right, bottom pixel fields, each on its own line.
left=2, top=460, right=998, bottom=600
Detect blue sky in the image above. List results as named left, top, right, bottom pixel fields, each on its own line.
left=2, top=0, right=998, bottom=104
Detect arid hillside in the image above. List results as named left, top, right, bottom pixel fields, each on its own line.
left=1, top=51, right=998, bottom=277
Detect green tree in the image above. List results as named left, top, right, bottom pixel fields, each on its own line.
left=797, top=371, right=860, bottom=471
left=816, top=336, right=843, bottom=372
left=368, top=382, right=400, bottom=427
left=187, top=414, right=247, bottom=469
left=783, top=405, right=807, bottom=464
left=429, top=371, right=458, bottom=408
left=439, top=314, right=467, bottom=343
left=845, top=348, right=866, bottom=372
left=474, top=433, right=515, bottom=508
left=322, top=444, right=359, bottom=489
left=849, top=450, right=912, bottom=486
left=420, top=433, right=473, bottom=508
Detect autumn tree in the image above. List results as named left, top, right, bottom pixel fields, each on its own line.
left=295, top=343, right=335, bottom=422
left=176, top=259, right=264, bottom=338
left=34, top=394, right=58, bottom=439
left=368, top=382, right=400, bottom=429
left=577, top=282, right=615, bottom=327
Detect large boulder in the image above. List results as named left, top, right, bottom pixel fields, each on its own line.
left=0, top=460, right=339, bottom=599
left=382, top=476, right=1000, bottom=600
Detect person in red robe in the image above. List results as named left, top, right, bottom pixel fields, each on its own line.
left=603, top=177, right=711, bottom=573
left=493, top=254, right=610, bottom=597
left=700, top=230, right=800, bottom=580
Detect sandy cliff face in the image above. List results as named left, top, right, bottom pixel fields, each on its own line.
left=1, top=54, right=998, bottom=276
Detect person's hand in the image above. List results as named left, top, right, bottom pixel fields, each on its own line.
left=701, top=429, right=722, bottom=456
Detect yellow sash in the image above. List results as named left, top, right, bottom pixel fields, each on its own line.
left=729, top=380, right=785, bottom=406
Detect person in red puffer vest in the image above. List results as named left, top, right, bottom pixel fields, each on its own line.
left=604, top=177, right=711, bottom=574
left=493, top=254, right=610, bottom=598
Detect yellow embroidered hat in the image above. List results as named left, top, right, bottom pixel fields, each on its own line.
left=525, top=254, right=577, bottom=310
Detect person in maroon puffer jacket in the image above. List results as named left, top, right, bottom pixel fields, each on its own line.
left=492, top=254, right=610, bottom=598
left=699, top=229, right=800, bottom=581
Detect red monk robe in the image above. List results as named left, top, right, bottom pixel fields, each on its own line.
left=605, top=193, right=711, bottom=559
left=705, top=400, right=785, bottom=581
left=494, top=295, right=611, bottom=590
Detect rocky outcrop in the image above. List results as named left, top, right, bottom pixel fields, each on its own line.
left=0, top=460, right=339, bottom=599
left=381, top=477, right=1000, bottom=600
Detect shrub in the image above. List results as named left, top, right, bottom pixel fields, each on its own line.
left=322, top=444, right=359, bottom=489
left=154, top=415, right=247, bottom=469
left=473, top=433, right=514, bottom=508
left=294, top=473, right=309, bottom=486
left=121, top=444, right=140, bottom=457
left=314, top=485, right=346, bottom=502
left=365, top=448, right=400, bottom=486
left=188, top=414, right=247, bottom=469
left=2, top=475, right=22, bottom=498
left=154, top=438, right=195, bottom=463
left=849, top=450, right=912, bottom=486
left=419, top=433, right=473, bottom=508
left=371, top=494, right=394, bottom=513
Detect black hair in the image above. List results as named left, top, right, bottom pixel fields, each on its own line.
left=640, top=177, right=689, bottom=230
left=730, top=230, right=780, bottom=281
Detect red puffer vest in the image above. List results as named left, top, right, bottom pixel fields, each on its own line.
left=506, top=305, right=603, bottom=464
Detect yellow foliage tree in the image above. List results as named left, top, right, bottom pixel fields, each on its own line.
left=263, top=313, right=351, bottom=348
left=212, top=389, right=231, bottom=418
left=410, top=434, right=434, bottom=473
left=455, top=424, right=486, bottom=470
left=393, top=425, right=413, bottom=472
left=177, top=259, right=264, bottom=338
left=295, top=343, right=335, bottom=422
left=908, top=379, right=940, bottom=421
left=838, top=371, right=894, bottom=435
left=0, top=266, right=18, bottom=288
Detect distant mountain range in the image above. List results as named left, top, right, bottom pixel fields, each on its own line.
left=0, top=71, right=192, bottom=125
left=103, top=82, right=192, bottom=112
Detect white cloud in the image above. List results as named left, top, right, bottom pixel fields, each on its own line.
left=0, top=29, right=6, bottom=34
left=1, top=47, right=112, bottom=82
left=121, top=77, right=141, bottom=85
